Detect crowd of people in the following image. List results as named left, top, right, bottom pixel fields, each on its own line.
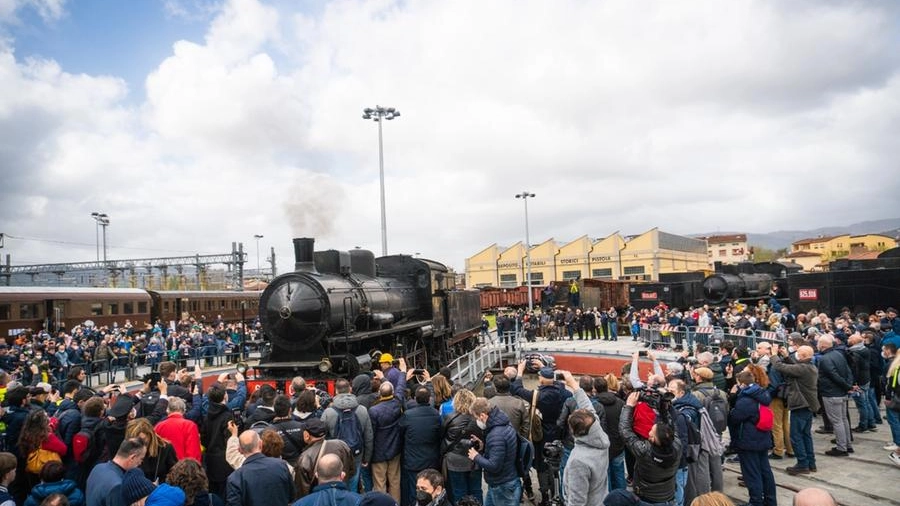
left=2, top=315, right=261, bottom=388
left=0, top=302, right=897, bottom=506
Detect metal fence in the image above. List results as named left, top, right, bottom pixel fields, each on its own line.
left=639, top=324, right=787, bottom=352
left=50, top=344, right=262, bottom=390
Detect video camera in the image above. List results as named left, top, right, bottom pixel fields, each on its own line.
left=637, top=386, right=674, bottom=411
left=522, top=353, right=556, bottom=374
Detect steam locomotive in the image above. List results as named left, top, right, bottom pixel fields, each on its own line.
left=629, top=253, right=900, bottom=315
left=255, top=238, right=481, bottom=386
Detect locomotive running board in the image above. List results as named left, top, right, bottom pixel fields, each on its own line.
left=324, top=319, right=435, bottom=343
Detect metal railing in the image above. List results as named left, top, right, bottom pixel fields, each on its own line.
left=639, top=324, right=787, bottom=352
left=447, top=341, right=506, bottom=389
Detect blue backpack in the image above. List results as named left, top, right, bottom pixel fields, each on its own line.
left=515, top=434, right=534, bottom=478
left=332, top=407, right=364, bottom=455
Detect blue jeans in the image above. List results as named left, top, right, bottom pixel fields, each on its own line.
left=559, top=446, right=572, bottom=500
left=361, top=464, right=374, bottom=493
left=852, top=384, right=876, bottom=429
left=674, top=467, right=687, bottom=506
left=608, top=451, right=626, bottom=491
left=789, top=408, right=816, bottom=470
left=347, top=455, right=362, bottom=494
left=868, top=385, right=883, bottom=424
left=448, top=469, right=483, bottom=505
left=887, top=407, right=900, bottom=446
left=484, top=478, right=521, bottom=506
left=609, top=322, right=618, bottom=340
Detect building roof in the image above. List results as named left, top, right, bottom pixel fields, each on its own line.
left=702, top=234, right=747, bottom=244
left=783, top=251, right=821, bottom=258
left=845, top=250, right=882, bottom=260
left=792, top=235, right=838, bottom=246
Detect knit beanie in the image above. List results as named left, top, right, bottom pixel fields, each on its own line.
left=122, top=469, right=156, bottom=505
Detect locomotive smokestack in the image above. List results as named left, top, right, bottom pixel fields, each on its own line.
left=293, top=237, right=317, bottom=272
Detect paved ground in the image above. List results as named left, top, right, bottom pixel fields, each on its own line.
left=512, top=335, right=900, bottom=506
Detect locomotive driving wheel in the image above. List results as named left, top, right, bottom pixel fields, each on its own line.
left=406, top=338, right=428, bottom=370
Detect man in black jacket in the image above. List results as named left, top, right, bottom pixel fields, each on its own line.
left=847, top=334, right=878, bottom=432
left=593, top=376, right=626, bottom=491
left=817, top=335, right=854, bottom=456
left=202, top=384, right=234, bottom=496
left=400, top=387, right=441, bottom=506
left=604, top=392, right=681, bottom=506
left=512, top=359, right=572, bottom=506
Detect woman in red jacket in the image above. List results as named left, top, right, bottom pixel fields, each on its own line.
left=17, top=410, right=67, bottom=490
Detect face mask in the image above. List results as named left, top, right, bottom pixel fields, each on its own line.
left=476, top=419, right=487, bottom=430
left=416, top=490, right=432, bottom=506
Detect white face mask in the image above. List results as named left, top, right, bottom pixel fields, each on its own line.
left=476, top=419, right=487, bottom=430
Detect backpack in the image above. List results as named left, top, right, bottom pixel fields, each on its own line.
left=72, top=424, right=106, bottom=464
left=529, top=390, right=543, bottom=443
left=675, top=406, right=702, bottom=463
left=26, top=448, right=61, bottom=474
left=332, top=407, right=364, bottom=455
left=697, top=407, right=724, bottom=456
left=756, top=404, right=774, bottom=432
left=515, top=434, right=534, bottom=478
left=696, top=387, right=728, bottom=434
left=250, top=420, right=272, bottom=434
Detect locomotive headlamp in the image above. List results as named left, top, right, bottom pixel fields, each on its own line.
left=318, top=358, right=332, bottom=373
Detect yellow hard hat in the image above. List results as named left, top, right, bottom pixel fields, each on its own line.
left=379, top=352, right=394, bottom=363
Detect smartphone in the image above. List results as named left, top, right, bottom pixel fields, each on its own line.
left=413, top=369, right=424, bottom=375
left=150, top=372, right=162, bottom=383
left=638, top=350, right=648, bottom=357
left=555, top=373, right=564, bottom=381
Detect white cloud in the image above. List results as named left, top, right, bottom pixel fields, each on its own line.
left=1, top=0, right=899, bottom=274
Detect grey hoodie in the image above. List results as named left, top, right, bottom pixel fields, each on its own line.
left=562, top=388, right=611, bottom=506
left=320, top=391, right=374, bottom=463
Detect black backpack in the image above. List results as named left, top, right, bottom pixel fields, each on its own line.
left=696, top=387, right=728, bottom=434
left=332, top=407, right=364, bottom=455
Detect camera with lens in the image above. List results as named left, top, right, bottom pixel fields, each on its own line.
left=522, top=353, right=555, bottom=374
left=543, top=440, right=564, bottom=465
left=684, top=357, right=699, bottom=366
left=458, top=439, right=474, bottom=451
left=637, top=386, right=674, bottom=411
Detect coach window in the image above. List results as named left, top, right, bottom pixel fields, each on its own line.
left=0, top=304, right=10, bottom=320
left=20, top=303, right=40, bottom=319
left=138, top=302, right=148, bottom=313
left=108, top=303, right=119, bottom=315
left=91, top=303, right=103, bottom=316
left=124, top=302, right=134, bottom=314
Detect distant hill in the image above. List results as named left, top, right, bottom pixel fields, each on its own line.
left=693, top=218, right=900, bottom=251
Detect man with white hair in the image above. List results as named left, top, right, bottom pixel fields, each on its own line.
left=816, top=335, right=854, bottom=457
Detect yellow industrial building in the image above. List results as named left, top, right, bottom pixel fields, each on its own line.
left=466, top=228, right=708, bottom=288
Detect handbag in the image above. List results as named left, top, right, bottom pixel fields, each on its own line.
left=529, top=390, right=543, bottom=443
left=26, top=448, right=61, bottom=474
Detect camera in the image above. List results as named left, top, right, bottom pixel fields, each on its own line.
left=543, top=440, right=564, bottom=466
left=684, top=357, right=699, bottom=366
left=142, top=372, right=162, bottom=388
left=458, top=439, right=474, bottom=451
left=638, top=350, right=648, bottom=357
left=555, top=373, right=565, bottom=381
left=637, top=386, right=674, bottom=411
left=413, top=369, right=424, bottom=375
left=522, top=353, right=555, bottom=373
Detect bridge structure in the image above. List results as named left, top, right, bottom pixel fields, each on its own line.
left=0, top=242, right=248, bottom=290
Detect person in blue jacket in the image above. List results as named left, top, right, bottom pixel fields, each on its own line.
left=728, top=369, right=776, bottom=506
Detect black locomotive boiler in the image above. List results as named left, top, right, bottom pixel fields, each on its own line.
left=256, top=238, right=481, bottom=383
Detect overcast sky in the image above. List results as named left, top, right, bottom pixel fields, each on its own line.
left=1, top=0, right=899, bottom=274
